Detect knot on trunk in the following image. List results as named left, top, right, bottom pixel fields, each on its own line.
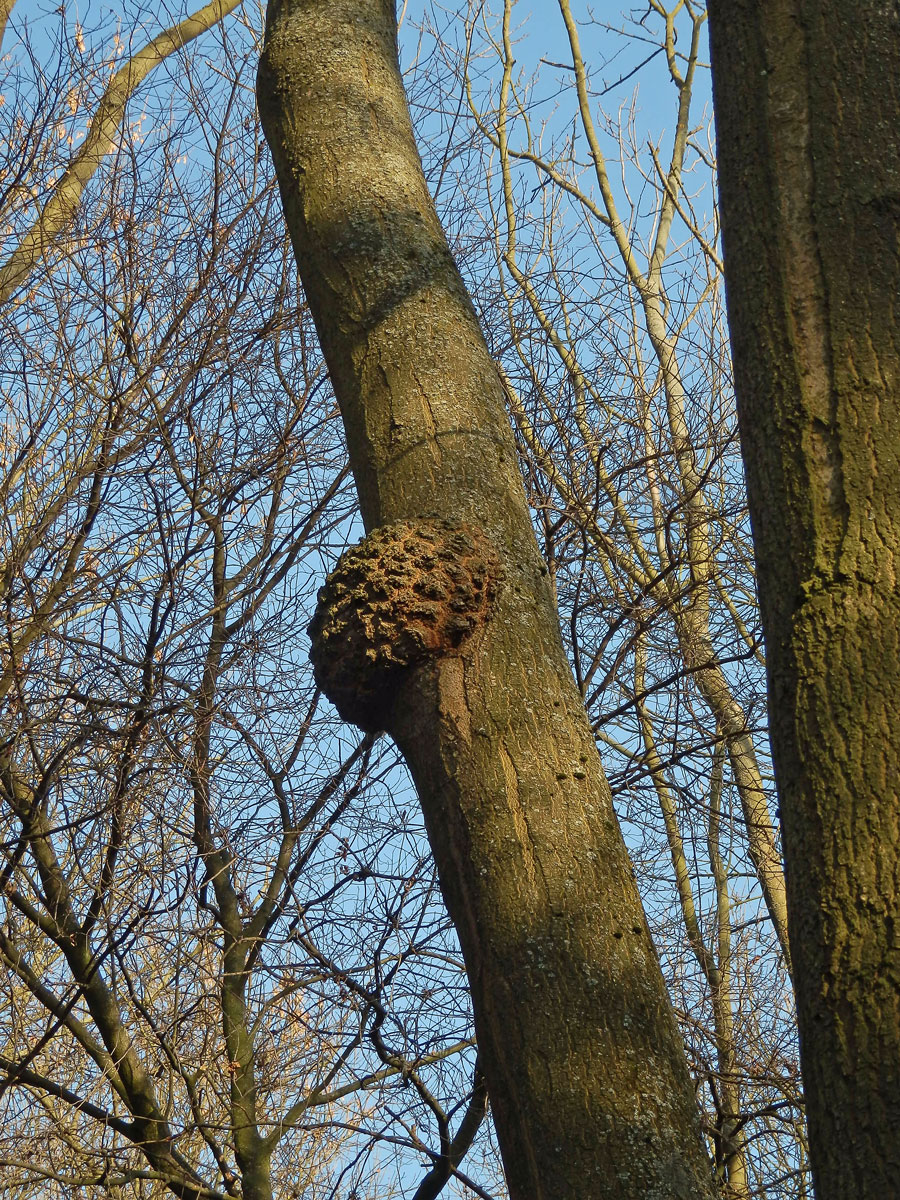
left=308, top=520, right=502, bottom=730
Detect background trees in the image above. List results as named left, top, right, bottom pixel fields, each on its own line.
left=1, top=2, right=808, bottom=1197
left=413, top=3, right=803, bottom=1193
left=0, top=8, right=484, bottom=1197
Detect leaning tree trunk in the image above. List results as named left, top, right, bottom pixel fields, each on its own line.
left=707, top=4, right=900, bottom=1198
left=257, top=3, right=714, bottom=1197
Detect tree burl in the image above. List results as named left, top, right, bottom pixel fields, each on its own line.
left=308, top=520, right=503, bottom=731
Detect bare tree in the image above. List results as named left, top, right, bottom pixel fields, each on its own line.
left=258, top=1, right=719, bottom=1197
left=2, top=2, right=824, bottom=1198
left=0, top=8, right=487, bottom=1197
left=0, top=0, right=243, bottom=306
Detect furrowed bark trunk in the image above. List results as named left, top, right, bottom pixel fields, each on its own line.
left=707, top=4, right=900, bottom=1198
left=257, top=3, right=714, bottom=1197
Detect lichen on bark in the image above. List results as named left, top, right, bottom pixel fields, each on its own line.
left=308, top=520, right=502, bottom=731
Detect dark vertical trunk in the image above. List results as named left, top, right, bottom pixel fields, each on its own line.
left=707, top=4, right=900, bottom=1198
left=257, top=2, right=715, bottom=1197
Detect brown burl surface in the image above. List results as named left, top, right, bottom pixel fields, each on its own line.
left=308, top=520, right=502, bottom=731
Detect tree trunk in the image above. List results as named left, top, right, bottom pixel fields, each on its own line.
left=257, top=3, right=714, bottom=1197
left=707, top=4, right=900, bottom=1198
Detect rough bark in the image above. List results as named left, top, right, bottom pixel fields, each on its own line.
left=257, top=2, right=715, bottom=1197
left=707, top=4, right=900, bottom=1198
